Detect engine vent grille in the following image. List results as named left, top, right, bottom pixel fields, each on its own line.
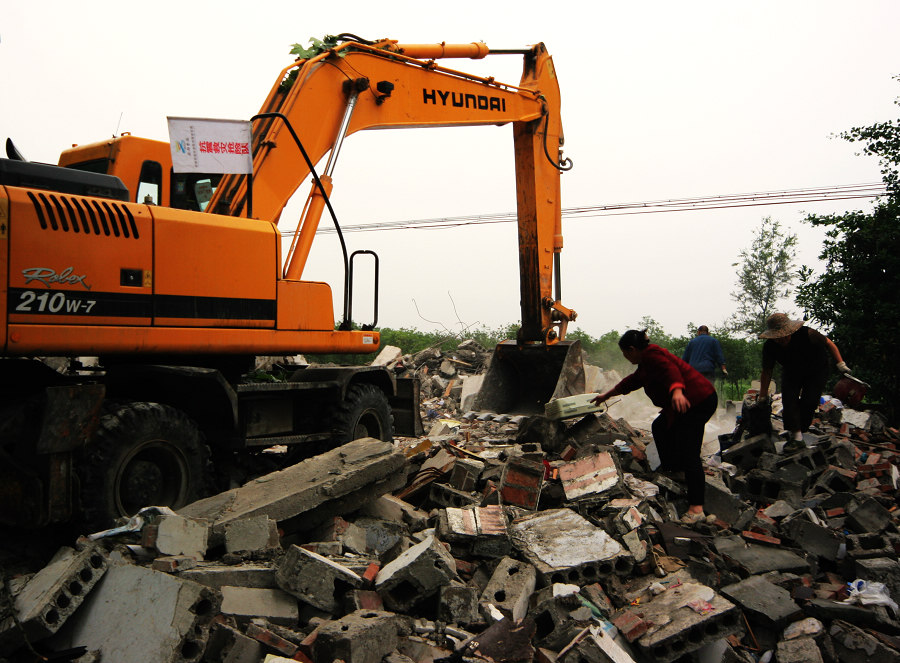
left=26, top=191, right=140, bottom=239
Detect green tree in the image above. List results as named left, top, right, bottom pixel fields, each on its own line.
left=730, top=216, right=799, bottom=336
left=797, top=88, right=900, bottom=419
left=796, top=80, right=900, bottom=419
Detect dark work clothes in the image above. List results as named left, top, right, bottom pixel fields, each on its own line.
left=614, top=344, right=717, bottom=505
left=762, top=326, right=831, bottom=433
left=682, top=334, right=725, bottom=380
left=653, top=392, right=718, bottom=505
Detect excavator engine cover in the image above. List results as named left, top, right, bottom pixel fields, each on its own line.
left=474, top=340, right=585, bottom=415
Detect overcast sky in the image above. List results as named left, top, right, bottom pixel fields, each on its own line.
left=3, top=1, right=898, bottom=341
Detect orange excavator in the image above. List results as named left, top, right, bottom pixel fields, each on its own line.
left=0, top=35, right=582, bottom=529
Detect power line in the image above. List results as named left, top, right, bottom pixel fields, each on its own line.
left=298, top=182, right=887, bottom=236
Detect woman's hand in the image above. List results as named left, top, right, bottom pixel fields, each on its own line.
left=671, top=389, right=690, bottom=413
left=591, top=391, right=612, bottom=406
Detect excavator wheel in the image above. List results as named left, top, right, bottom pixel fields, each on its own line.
left=330, top=383, right=394, bottom=444
left=78, top=402, right=210, bottom=531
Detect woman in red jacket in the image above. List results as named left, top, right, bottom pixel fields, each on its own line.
left=591, top=329, right=718, bottom=524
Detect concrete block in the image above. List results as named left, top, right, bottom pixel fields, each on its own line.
left=151, top=555, right=197, bottom=573
left=438, top=582, right=480, bottom=627
left=428, top=482, right=480, bottom=508
left=51, top=562, right=220, bottom=663
left=721, top=433, right=774, bottom=471
left=5, top=544, right=108, bottom=646
left=469, top=617, right=536, bottom=662
left=358, top=494, right=429, bottom=530
left=375, top=535, right=456, bottom=612
left=275, top=544, right=363, bottom=613
left=846, top=496, right=893, bottom=533
left=179, top=563, right=278, bottom=590
left=371, top=345, right=402, bottom=367
left=813, top=467, right=858, bottom=494
left=510, top=508, right=631, bottom=585
left=313, top=610, right=410, bottom=663
left=221, top=586, right=298, bottom=626
left=179, top=438, right=408, bottom=535
left=479, top=556, right=537, bottom=621
left=311, top=516, right=368, bottom=554
left=499, top=456, right=544, bottom=509
left=449, top=457, right=485, bottom=491
left=737, top=469, right=804, bottom=507
left=530, top=589, right=594, bottom=651
left=781, top=516, right=845, bottom=562
left=205, top=622, right=265, bottom=663
left=224, top=515, right=280, bottom=554
left=459, top=374, right=485, bottom=412
left=719, top=575, right=801, bottom=628
left=153, top=514, right=209, bottom=559
left=436, top=504, right=510, bottom=558
left=845, top=532, right=898, bottom=560
left=348, top=516, right=408, bottom=556
left=776, top=637, right=824, bottom=663
left=703, top=478, right=753, bottom=527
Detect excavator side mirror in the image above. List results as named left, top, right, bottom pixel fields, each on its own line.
left=6, top=138, right=26, bottom=161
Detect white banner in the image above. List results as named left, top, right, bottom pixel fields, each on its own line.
left=167, top=117, right=253, bottom=174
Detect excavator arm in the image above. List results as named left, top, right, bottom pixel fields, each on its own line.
left=208, top=37, right=573, bottom=343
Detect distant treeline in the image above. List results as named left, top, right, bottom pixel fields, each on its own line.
left=308, top=320, right=769, bottom=402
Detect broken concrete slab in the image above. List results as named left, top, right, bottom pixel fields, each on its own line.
left=50, top=562, right=220, bottom=663
left=179, top=562, right=278, bottom=590
left=719, top=574, right=802, bottom=629
left=2, top=544, right=108, bottom=648
left=510, top=508, right=631, bottom=585
left=618, top=570, right=742, bottom=663
left=179, top=438, right=408, bottom=534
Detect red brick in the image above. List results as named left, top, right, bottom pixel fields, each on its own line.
left=741, top=531, right=781, bottom=546
left=613, top=610, right=649, bottom=642
left=560, top=445, right=577, bottom=461
left=825, top=507, right=845, bottom=517
left=246, top=623, right=298, bottom=656
left=363, top=562, right=380, bottom=585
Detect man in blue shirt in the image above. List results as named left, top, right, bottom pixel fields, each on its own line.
left=682, top=325, right=727, bottom=384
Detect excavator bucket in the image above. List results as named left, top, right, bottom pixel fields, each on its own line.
left=473, top=340, right=586, bottom=415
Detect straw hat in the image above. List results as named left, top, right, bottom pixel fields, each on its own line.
left=759, top=313, right=803, bottom=339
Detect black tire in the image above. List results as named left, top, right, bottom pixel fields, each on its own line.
left=79, top=402, right=210, bottom=530
left=330, top=384, right=394, bottom=444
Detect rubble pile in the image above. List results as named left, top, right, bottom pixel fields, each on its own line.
left=2, top=350, right=900, bottom=662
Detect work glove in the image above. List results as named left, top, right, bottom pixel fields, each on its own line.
left=836, top=361, right=851, bottom=375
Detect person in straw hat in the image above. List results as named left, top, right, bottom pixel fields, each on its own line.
left=757, top=313, right=850, bottom=444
